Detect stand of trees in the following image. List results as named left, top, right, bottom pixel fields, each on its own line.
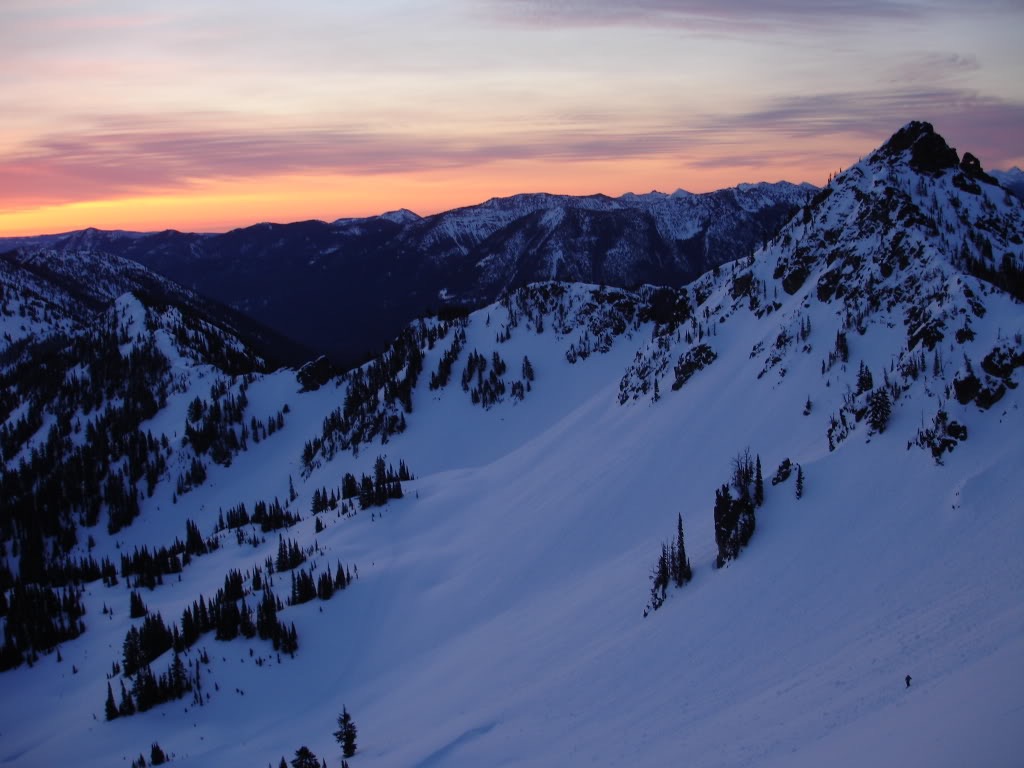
left=648, top=513, right=693, bottom=612
left=0, top=582, right=86, bottom=671
left=714, top=449, right=762, bottom=568
left=341, top=456, right=413, bottom=510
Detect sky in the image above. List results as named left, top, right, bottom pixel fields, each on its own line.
left=1, top=0, right=1022, bottom=236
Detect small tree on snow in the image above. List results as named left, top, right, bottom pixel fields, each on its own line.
left=150, top=743, right=167, bottom=766
left=335, top=706, right=358, bottom=758
left=675, top=513, right=692, bottom=587
left=105, top=682, right=118, bottom=721
left=867, top=389, right=891, bottom=433
left=649, top=546, right=670, bottom=610
left=291, top=746, right=319, bottom=768
left=730, top=448, right=755, bottom=501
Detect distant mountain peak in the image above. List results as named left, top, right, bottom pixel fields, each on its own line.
left=380, top=208, right=421, bottom=224
left=991, top=167, right=1024, bottom=203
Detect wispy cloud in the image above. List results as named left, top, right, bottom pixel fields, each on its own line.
left=699, top=87, right=1024, bottom=141
left=0, top=117, right=687, bottom=208
left=3, top=79, right=1021, bottom=211
left=491, top=0, right=930, bottom=31
left=680, top=87, right=1024, bottom=171
left=886, top=52, right=981, bottom=84
left=487, top=0, right=1024, bottom=37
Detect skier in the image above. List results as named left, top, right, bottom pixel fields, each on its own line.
left=905, top=674, right=912, bottom=688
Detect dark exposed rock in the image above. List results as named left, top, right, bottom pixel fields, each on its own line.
left=960, top=152, right=997, bottom=185
left=296, top=355, right=338, bottom=392
left=881, top=121, right=959, bottom=176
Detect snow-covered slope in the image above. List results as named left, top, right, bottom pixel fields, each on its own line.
left=0, top=246, right=310, bottom=365
left=0, top=123, right=1022, bottom=768
left=0, top=256, right=86, bottom=353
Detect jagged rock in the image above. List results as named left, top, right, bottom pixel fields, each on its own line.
left=671, top=344, right=717, bottom=390
left=960, top=152, right=997, bottom=185
left=882, top=121, right=960, bottom=175
left=296, top=355, right=337, bottom=392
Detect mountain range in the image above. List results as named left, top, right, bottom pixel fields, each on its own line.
left=0, top=122, right=1022, bottom=767
left=1, top=182, right=814, bottom=366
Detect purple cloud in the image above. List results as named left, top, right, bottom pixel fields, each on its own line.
left=695, top=88, right=1024, bottom=162
left=0, top=118, right=689, bottom=208
left=489, top=0, right=1023, bottom=34
left=2, top=83, right=1020, bottom=210
left=494, top=0, right=932, bottom=31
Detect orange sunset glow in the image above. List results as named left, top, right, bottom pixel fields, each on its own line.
left=1, top=1, right=1022, bottom=236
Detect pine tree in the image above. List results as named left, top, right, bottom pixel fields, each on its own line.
left=713, top=484, right=735, bottom=568
left=795, top=465, right=804, bottom=499
left=867, top=389, right=891, bottom=432
left=655, top=545, right=670, bottom=606
left=675, top=513, right=692, bottom=586
left=150, top=742, right=167, bottom=765
left=105, top=681, right=119, bottom=721
left=119, top=679, right=135, bottom=716
left=129, top=590, right=148, bottom=618
left=856, top=361, right=874, bottom=394
left=291, top=746, right=319, bottom=768
left=335, top=706, right=358, bottom=758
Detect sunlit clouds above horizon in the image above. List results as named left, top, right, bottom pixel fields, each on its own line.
left=1, top=0, right=1022, bottom=235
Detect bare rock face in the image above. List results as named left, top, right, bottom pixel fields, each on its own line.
left=881, top=121, right=960, bottom=175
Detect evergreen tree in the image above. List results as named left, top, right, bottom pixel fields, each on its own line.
left=105, top=681, right=119, bottom=721
left=649, top=545, right=670, bottom=610
left=129, top=590, right=148, bottom=618
left=713, top=470, right=756, bottom=568
left=713, top=484, right=735, bottom=568
left=118, top=679, right=135, bottom=716
left=335, top=706, right=358, bottom=758
left=150, top=742, right=167, bottom=765
left=856, top=361, right=874, bottom=394
left=675, top=513, right=692, bottom=586
left=795, top=465, right=804, bottom=499
left=735, top=496, right=755, bottom=549
left=867, top=389, right=891, bottom=433
left=291, top=746, right=319, bottom=768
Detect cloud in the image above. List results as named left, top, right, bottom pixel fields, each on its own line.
left=699, top=87, right=1024, bottom=142
left=2, top=82, right=1021, bottom=211
left=680, top=87, right=1024, bottom=171
left=490, top=0, right=929, bottom=31
left=887, top=52, right=981, bottom=83
left=0, top=117, right=689, bottom=209
left=486, top=0, right=1024, bottom=35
